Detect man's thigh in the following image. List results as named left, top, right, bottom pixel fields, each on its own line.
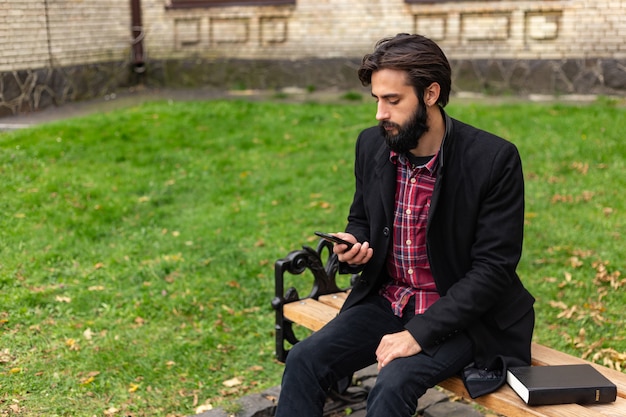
left=292, top=295, right=404, bottom=377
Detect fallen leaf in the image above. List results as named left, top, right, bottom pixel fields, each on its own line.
left=226, top=281, right=240, bottom=289
left=549, top=300, right=568, bottom=310
left=569, top=257, right=583, bottom=268
left=81, top=376, right=95, bottom=385
left=0, top=349, right=13, bottom=363
left=195, top=404, right=213, bottom=413
left=65, top=338, right=80, bottom=351
left=83, top=328, right=93, bottom=340
left=104, top=407, right=119, bottom=416
left=571, top=161, right=589, bottom=175
left=222, top=377, right=242, bottom=387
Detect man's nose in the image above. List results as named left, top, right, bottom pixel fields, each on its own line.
left=376, top=102, right=389, bottom=121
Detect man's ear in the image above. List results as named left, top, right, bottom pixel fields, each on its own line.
left=424, top=82, right=441, bottom=107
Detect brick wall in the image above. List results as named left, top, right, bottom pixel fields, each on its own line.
left=143, top=0, right=626, bottom=61
left=0, top=0, right=131, bottom=71
left=3, top=0, right=624, bottom=71
left=0, top=0, right=49, bottom=70
left=1, top=0, right=625, bottom=116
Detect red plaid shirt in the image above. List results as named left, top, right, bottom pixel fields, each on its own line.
left=380, top=151, right=441, bottom=317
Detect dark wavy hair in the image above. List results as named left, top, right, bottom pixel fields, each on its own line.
left=358, top=33, right=451, bottom=107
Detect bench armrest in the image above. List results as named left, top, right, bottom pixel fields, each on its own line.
left=271, top=239, right=357, bottom=362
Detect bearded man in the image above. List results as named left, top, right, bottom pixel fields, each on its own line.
left=275, top=33, right=535, bottom=417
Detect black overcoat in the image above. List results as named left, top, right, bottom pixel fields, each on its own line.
left=340, top=111, right=535, bottom=397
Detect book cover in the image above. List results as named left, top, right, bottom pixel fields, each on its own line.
left=506, top=364, right=617, bottom=406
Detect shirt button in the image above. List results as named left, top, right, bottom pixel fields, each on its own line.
left=410, top=178, right=416, bottom=183
left=408, top=268, right=414, bottom=275
left=406, top=209, right=411, bottom=215
left=406, top=239, right=412, bottom=245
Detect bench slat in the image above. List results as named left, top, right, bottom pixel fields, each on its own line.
left=440, top=377, right=545, bottom=417
left=318, top=291, right=349, bottom=309
left=440, top=376, right=622, bottom=417
left=283, top=298, right=339, bottom=332
left=590, top=398, right=626, bottom=417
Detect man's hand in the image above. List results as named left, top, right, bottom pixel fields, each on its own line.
left=333, top=232, right=373, bottom=265
left=376, top=330, right=422, bottom=371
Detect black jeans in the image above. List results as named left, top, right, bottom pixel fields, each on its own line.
left=275, top=295, right=474, bottom=417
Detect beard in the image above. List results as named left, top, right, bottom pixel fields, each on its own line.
left=379, top=105, right=429, bottom=154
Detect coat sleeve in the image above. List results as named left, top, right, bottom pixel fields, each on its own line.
left=345, top=129, right=373, bottom=243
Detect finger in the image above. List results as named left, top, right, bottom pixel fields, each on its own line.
left=336, top=243, right=357, bottom=261
left=362, top=247, right=374, bottom=263
left=338, top=242, right=363, bottom=262
left=377, top=352, right=395, bottom=370
left=350, top=242, right=370, bottom=264
left=376, top=351, right=385, bottom=370
left=334, top=243, right=351, bottom=254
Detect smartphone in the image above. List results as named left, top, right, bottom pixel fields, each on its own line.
left=314, top=231, right=354, bottom=250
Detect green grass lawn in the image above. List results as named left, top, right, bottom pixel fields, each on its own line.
left=1, top=97, right=625, bottom=416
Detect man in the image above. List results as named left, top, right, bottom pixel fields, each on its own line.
left=275, top=33, right=535, bottom=417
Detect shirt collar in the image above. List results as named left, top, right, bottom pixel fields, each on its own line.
left=389, top=148, right=441, bottom=176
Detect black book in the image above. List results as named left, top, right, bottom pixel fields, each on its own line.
left=506, top=364, right=617, bottom=406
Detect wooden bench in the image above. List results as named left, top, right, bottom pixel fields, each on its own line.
left=271, top=241, right=626, bottom=417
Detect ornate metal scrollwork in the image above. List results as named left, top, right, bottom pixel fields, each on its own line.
left=272, top=239, right=346, bottom=362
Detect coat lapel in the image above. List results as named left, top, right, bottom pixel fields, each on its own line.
left=427, top=112, right=453, bottom=226
left=374, top=142, right=396, bottom=226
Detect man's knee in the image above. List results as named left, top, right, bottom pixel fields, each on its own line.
left=367, top=363, right=425, bottom=415
left=374, top=359, right=431, bottom=397
left=284, top=337, right=323, bottom=373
